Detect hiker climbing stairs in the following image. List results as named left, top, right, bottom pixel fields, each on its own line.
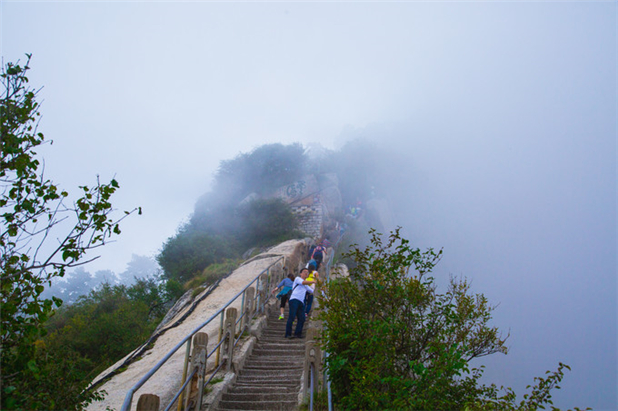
left=215, top=307, right=308, bottom=411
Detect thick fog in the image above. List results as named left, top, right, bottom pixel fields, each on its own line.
left=2, top=2, right=615, bottom=410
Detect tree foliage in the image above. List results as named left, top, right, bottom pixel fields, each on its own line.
left=158, top=198, right=301, bottom=284
left=320, top=228, right=587, bottom=410
left=9, top=276, right=173, bottom=411
left=158, top=144, right=307, bottom=284
left=213, top=142, right=306, bottom=201
left=0, top=55, right=138, bottom=410
left=320, top=228, right=507, bottom=409
left=467, top=362, right=590, bottom=411
left=45, top=278, right=169, bottom=370
left=157, top=228, right=238, bottom=284
left=236, top=198, right=301, bottom=247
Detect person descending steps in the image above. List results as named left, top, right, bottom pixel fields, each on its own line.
left=271, top=273, right=295, bottom=320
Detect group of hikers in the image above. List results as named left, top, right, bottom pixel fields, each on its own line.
left=271, top=242, right=327, bottom=339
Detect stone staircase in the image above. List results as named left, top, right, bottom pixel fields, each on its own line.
left=215, top=308, right=308, bottom=411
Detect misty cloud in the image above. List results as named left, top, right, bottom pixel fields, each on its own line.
left=2, top=1, right=615, bottom=409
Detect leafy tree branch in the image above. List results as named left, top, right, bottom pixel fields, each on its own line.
left=1, top=54, right=139, bottom=410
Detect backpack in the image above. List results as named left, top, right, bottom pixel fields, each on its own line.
left=306, top=259, right=317, bottom=270
left=308, top=245, right=316, bottom=260
left=276, top=286, right=292, bottom=299
left=312, top=246, right=324, bottom=261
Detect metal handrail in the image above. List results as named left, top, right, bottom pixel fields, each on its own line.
left=120, top=256, right=284, bottom=411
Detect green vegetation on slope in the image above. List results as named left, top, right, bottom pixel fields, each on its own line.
left=157, top=137, right=401, bottom=288
left=157, top=143, right=310, bottom=285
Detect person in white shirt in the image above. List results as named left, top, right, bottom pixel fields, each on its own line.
left=285, top=268, right=315, bottom=339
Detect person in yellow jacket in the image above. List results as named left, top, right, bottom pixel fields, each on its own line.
left=304, top=266, right=319, bottom=316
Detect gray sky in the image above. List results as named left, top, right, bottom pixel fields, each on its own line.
left=1, top=1, right=616, bottom=409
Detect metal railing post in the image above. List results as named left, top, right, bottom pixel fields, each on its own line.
left=215, top=310, right=224, bottom=367
left=258, top=273, right=268, bottom=314
left=242, top=287, right=255, bottom=330
left=239, top=290, right=246, bottom=331
left=176, top=338, right=192, bottom=411
left=136, top=393, right=160, bottom=411
left=304, top=327, right=322, bottom=399
left=223, top=307, right=238, bottom=371
left=183, top=332, right=208, bottom=411
left=256, top=275, right=261, bottom=315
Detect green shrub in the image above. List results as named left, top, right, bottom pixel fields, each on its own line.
left=236, top=198, right=302, bottom=248
left=320, top=228, right=506, bottom=410
left=213, top=143, right=307, bottom=199
left=191, top=287, right=206, bottom=299
left=201, top=259, right=239, bottom=284
left=184, top=259, right=239, bottom=291
left=164, top=278, right=185, bottom=301
left=157, top=229, right=238, bottom=283
left=320, top=229, right=585, bottom=411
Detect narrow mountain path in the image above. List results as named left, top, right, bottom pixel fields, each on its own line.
left=215, top=308, right=308, bottom=411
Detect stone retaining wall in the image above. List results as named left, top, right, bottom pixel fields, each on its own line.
left=292, top=204, right=323, bottom=239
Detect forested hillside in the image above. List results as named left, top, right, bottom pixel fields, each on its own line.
left=156, top=138, right=402, bottom=286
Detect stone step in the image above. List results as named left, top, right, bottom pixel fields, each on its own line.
left=238, top=368, right=300, bottom=378
left=261, top=325, right=301, bottom=331
left=258, top=335, right=306, bottom=342
left=252, top=343, right=305, bottom=350
left=230, top=383, right=299, bottom=391
left=252, top=343, right=304, bottom=351
left=259, top=333, right=307, bottom=341
left=254, top=340, right=305, bottom=348
left=234, top=375, right=300, bottom=386
left=216, top=399, right=297, bottom=411
left=244, top=354, right=304, bottom=362
left=260, top=328, right=307, bottom=334
left=262, top=322, right=311, bottom=329
left=217, top=409, right=290, bottom=411
left=224, top=385, right=298, bottom=394
left=222, top=391, right=298, bottom=402
left=242, top=363, right=303, bottom=372
left=241, top=365, right=302, bottom=373
left=243, top=360, right=303, bottom=369
left=260, top=329, right=299, bottom=336
left=251, top=348, right=304, bottom=357
left=213, top=306, right=311, bottom=411
left=238, top=369, right=301, bottom=380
